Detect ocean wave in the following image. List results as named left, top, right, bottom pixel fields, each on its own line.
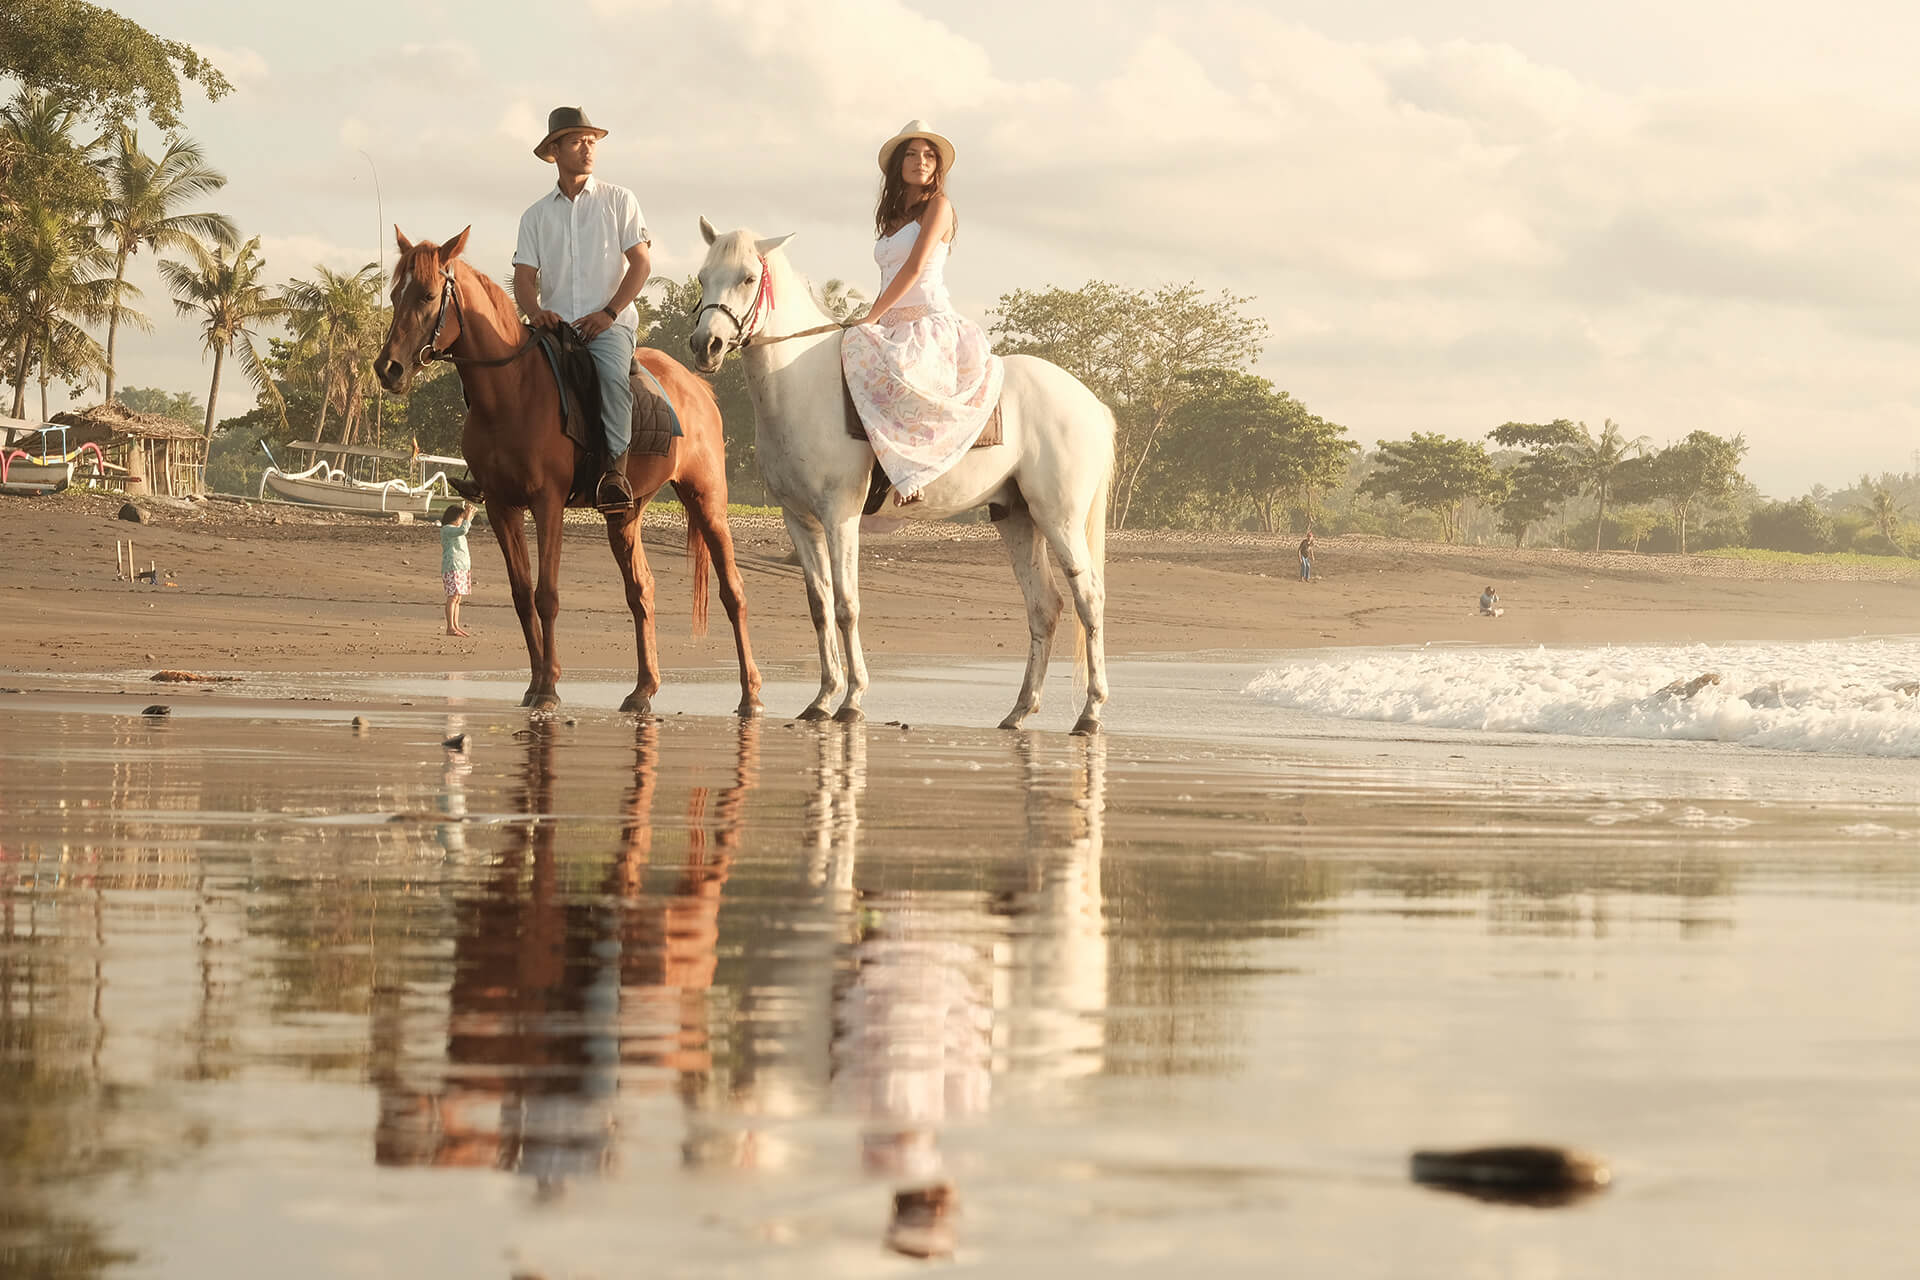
left=1243, top=641, right=1920, bottom=758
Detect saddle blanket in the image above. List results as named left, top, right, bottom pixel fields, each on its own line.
left=530, top=328, right=685, bottom=508
left=533, top=327, right=683, bottom=463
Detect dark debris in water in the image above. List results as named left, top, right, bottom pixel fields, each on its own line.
left=1410, top=1144, right=1611, bottom=1207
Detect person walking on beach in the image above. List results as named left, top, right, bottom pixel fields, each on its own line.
left=842, top=120, right=1005, bottom=507
left=512, top=106, right=652, bottom=511
left=1298, top=532, right=1315, bottom=582
left=441, top=502, right=476, bottom=636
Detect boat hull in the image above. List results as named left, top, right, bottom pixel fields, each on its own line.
left=1, top=460, right=72, bottom=490
left=261, top=470, right=438, bottom=515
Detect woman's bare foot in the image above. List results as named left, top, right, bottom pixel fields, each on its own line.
left=891, top=490, right=923, bottom=508
left=447, top=627, right=470, bottom=637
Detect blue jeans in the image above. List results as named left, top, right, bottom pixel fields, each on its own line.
left=587, top=324, right=637, bottom=456
left=1300, top=556, right=1311, bottom=581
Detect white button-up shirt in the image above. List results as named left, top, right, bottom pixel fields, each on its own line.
left=512, top=175, right=649, bottom=333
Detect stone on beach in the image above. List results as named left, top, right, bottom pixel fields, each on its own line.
left=1410, top=1144, right=1611, bottom=1206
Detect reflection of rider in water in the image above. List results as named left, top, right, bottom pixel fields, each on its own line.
left=373, top=719, right=754, bottom=1195
left=832, top=890, right=993, bottom=1256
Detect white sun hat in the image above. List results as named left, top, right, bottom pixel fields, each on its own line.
left=876, top=120, right=956, bottom=175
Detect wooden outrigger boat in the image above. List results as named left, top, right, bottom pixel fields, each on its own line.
left=0, top=426, right=112, bottom=495
left=257, top=439, right=464, bottom=515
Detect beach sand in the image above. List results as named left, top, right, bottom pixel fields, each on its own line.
left=5, top=491, right=1918, bottom=684
left=6, top=492, right=1920, bottom=1277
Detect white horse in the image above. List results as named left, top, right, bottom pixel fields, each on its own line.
left=689, top=218, right=1115, bottom=734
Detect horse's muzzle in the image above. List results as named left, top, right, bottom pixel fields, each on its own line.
left=689, top=331, right=726, bottom=375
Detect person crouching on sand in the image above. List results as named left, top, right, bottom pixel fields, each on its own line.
left=1479, top=585, right=1500, bottom=617
left=441, top=502, right=476, bottom=636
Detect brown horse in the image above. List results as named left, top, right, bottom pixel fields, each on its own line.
left=374, top=227, right=761, bottom=715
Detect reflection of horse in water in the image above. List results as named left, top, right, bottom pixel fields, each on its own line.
left=689, top=725, right=1109, bottom=1256
left=372, top=719, right=759, bottom=1182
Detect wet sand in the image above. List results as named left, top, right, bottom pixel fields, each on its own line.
left=4, top=688, right=1919, bottom=1277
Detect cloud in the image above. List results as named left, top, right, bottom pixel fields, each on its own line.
left=131, top=2, right=1920, bottom=491
left=193, top=43, right=269, bottom=87
left=258, top=234, right=380, bottom=280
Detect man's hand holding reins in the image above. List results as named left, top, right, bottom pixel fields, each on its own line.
left=571, top=309, right=614, bottom=340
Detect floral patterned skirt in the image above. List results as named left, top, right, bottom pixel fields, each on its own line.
left=442, top=569, right=472, bottom=598
left=842, top=304, right=1005, bottom=500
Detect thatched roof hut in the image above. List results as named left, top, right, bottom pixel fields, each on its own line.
left=51, top=403, right=207, bottom=496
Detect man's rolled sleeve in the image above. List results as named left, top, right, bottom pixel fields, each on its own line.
left=620, top=190, right=650, bottom=252
left=512, top=209, right=542, bottom=270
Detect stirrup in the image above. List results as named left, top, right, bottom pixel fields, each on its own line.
left=595, top=472, right=636, bottom=512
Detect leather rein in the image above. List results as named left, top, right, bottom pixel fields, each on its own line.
left=416, top=266, right=541, bottom=369
left=694, top=255, right=849, bottom=353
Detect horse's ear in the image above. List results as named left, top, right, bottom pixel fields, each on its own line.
left=699, top=216, right=718, bottom=246
left=754, top=233, right=795, bottom=255
left=394, top=225, right=414, bottom=255
left=440, top=226, right=472, bottom=262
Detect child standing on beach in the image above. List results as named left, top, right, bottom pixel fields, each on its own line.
left=440, top=503, right=476, bottom=637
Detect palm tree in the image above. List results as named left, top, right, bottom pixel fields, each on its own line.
left=1858, top=478, right=1905, bottom=550
left=282, top=263, right=384, bottom=445
left=0, top=199, right=117, bottom=418
left=99, top=127, right=238, bottom=402
left=2, top=88, right=114, bottom=417
left=158, top=236, right=289, bottom=474
left=1577, top=419, right=1647, bottom=551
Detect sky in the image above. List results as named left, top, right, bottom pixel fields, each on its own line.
left=32, top=0, right=1920, bottom=495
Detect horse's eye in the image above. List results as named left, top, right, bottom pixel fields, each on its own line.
left=744, top=277, right=756, bottom=289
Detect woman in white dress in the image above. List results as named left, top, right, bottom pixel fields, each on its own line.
left=842, top=120, right=1006, bottom=506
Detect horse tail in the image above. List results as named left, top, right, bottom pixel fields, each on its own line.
left=687, top=515, right=711, bottom=639
left=1075, top=435, right=1113, bottom=689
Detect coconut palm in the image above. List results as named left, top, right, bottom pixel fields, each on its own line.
left=2, top=88, right=114, bottom=416
left=282, top=262, right=385, bottom=446
left=1, top=199, right=117, bottom=418
left=159, top=236, right=289, bottom=470
left=99, top=127, right=238, bottom=402
left=1858, top=479, right=1906, bottom=550
left=1576, top=419, right=1647, bottom=551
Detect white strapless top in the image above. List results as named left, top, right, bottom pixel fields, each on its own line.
left=875, top=221, right=952, bottom=311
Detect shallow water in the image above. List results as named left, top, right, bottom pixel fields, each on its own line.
left=3, top=687, right=1919, bottom=1277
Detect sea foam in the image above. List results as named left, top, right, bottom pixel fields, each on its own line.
left=1243, top=640, right=1920, bottom=758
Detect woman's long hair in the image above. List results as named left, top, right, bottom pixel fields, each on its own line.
left=873, top=138, right=948, bottom=238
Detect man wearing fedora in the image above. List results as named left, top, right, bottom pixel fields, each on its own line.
left=512, top=106, right=651, bottom=509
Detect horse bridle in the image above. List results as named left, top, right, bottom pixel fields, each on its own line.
left=415, top=266, right=540, bottom=369
left=693, top=256, right=774, bottom=353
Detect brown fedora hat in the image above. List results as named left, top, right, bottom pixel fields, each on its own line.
left=535, top=106, right=609, bottom=162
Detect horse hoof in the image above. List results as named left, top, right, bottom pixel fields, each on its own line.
left=531, top=694, right=561, bottom=714
left=620, top=694, right=653, bottom=714
left=796, top=705, right=831, bottom=722
left=832, top=705, right=866, bottom=724
left=1070, top=714, right=1102, bottom=736
left=736, top=699, right=764, bottom=718
left=998, top=711, right=1033, bottom=730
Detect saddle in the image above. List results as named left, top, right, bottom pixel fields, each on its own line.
left=532, top=325, right=685, bottom=508
left=843, top=377, right=1002, bottom=515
